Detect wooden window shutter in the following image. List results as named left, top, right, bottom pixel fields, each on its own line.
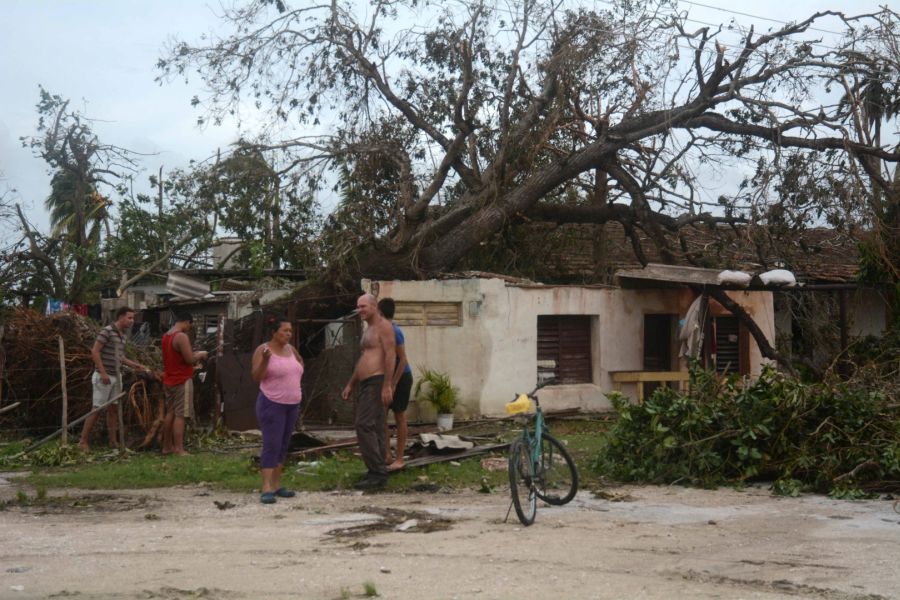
left=714, top=316, right=742, bottom=375
left=537, top=316, right=592, bottom=384
left=424, top=302, right=461, bottom=326
left=394, top=302, right=461, bottom=327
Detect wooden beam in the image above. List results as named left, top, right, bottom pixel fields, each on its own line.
left=398, top=442, right=510, bottom=470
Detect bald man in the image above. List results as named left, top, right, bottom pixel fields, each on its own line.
left=342, top=293, right=396, bottom=489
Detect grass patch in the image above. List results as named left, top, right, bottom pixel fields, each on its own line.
left=10, top=418, right=611, bottom=495
left=26, top=450, right=261, bottom=491
left=0, top=440, right=27, bottom=459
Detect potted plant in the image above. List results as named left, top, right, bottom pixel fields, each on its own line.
left=414, top=368, right=459, bottom=431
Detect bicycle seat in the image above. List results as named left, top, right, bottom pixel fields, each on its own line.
left=505, top=393, right=532, bottom=415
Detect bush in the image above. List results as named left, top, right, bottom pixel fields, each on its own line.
left=593, top=366, right=900, bottom=495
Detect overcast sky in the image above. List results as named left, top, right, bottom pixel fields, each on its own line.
left=0, top=0, right=241, bottom=232
left=0, top=0, right=891, bottom=234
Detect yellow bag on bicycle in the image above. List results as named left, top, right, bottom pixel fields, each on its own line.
left=505, top=393, right=532, bottom=415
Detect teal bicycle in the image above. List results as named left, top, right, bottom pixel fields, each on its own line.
left=505, top=379, right=578, bottom=526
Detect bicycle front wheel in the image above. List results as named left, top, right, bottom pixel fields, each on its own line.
left=534, top=432, right=578, bottom=505
left=508, top=438, right=537, bottom=526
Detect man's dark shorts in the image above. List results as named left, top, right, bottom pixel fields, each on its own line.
left=389, top=371, right=413, bottom=413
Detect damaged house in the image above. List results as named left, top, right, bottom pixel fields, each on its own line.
left=347, top=225, right=889, bottom=418
left=360, top=267, right=776, bottom=417
left=211, top=225, right=891, bottom=427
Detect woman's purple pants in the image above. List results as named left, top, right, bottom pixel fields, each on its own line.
left=256, top=392, right=300, bottom=469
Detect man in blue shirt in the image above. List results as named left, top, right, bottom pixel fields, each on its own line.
left=378, top=298, right=413, bottom=470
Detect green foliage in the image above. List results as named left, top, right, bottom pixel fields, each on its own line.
left=105, top=185, right=215, bottom=273
left=362, top=582, right=378, bottom=597
left=828, top=486, right=876, bottom=500
left=20, top=442, right=87, bottom=468
left=771, top=478, right=803, bottom=497
left=413, top=368, right=460, bottom=414
left=195, top=146, right=321, bottom=271
left=593, top=366, right=900, bottom=494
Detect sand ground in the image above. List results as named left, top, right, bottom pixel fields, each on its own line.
left=1, top=475, right=898, bottom=600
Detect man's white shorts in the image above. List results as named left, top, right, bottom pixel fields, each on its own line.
left=91, top=372, right=121, bottom=408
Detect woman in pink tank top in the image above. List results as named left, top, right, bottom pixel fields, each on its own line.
left=251, top=317, right=304, bottom=504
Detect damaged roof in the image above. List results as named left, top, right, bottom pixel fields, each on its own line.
left=534, top=222, right=863, bottom=283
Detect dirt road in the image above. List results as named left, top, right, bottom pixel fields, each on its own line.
left=1, top=478, right=898, bottom=599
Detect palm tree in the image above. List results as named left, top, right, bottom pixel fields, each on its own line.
left=45, top=169, right=111, bottom=245
left=42, top=169, right=111, bottom=302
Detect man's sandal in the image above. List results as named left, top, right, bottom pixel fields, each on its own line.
left=260, top=492, right=277, bottom=504
left=274, top=487, right=296, bottom=498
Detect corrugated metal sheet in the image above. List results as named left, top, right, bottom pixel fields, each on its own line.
left=166, top=272, right=211, bottom=299
left=217, top=352, right=260, bottom=431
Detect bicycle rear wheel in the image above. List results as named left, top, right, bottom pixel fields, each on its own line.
left=508, top=438, right=537, bottom=526
left=534, top=432, right=578, bottom=505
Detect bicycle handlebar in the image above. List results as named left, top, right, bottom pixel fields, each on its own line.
left=532, top=377, right=557, bottom=394
left=516, top=378, right=557, bottom=401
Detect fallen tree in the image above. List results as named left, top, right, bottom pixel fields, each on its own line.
left=158, top=1, right=899, bottom=283
left=156, top=2, right=900, bottom=375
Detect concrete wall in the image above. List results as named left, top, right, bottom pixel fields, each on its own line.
left=364, top=278, right=775, bottom=417
left=364, top=278, right=491, bottom=420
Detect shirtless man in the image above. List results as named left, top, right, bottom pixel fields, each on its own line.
left=341, top=293, right=396, bottom=490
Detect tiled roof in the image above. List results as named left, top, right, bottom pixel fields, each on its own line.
left=533, top=222, right=861, bottom=284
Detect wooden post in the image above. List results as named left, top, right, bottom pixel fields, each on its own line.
left=213, top=313, right=225, bottom=425
left=699, top=291, right=710, bottom=369
left=0, top=324, right=6, bottom=411
left=838, top=289, right=850, bottom=378
left=116, top=354, right=125, bottom=449
left=58, top=335, right=68, bottom=446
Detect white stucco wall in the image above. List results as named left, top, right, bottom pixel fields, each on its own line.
left=478, top=283, right=614, bottom=416
left=364, top=278, right=775, bottom=417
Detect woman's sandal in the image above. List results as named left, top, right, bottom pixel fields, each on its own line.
left=260, top=492, right=277, bottom=504
left=274, top=487, right=296, bottom=498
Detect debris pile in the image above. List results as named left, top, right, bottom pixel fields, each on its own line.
left=0, top=308, right=161, bottom=442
